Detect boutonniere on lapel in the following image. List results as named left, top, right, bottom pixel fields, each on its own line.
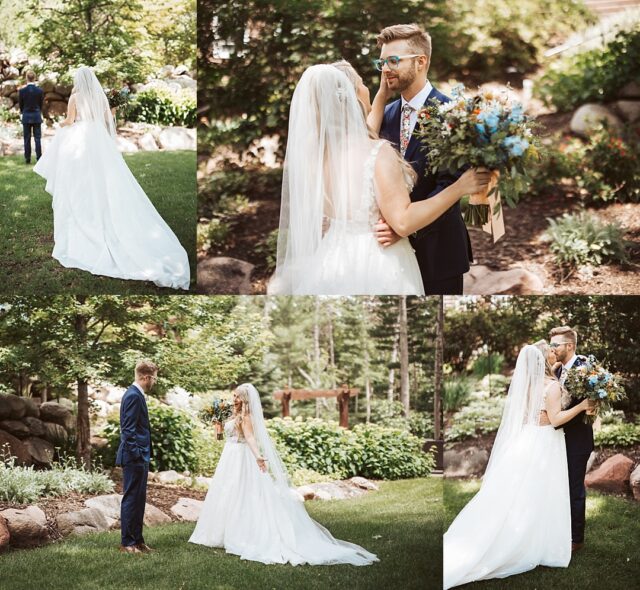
left=414, top=84, right=542, bottom=243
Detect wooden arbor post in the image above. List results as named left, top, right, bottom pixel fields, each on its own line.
left=273, top=386, right=359, bottom=428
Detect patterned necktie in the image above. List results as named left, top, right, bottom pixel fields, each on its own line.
left=560, top=366, right=568, bottom=385
left=400, top=103, right=413, bottom=157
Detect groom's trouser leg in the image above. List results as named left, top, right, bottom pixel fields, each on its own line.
left=121, top=461, right=148, bottom=546
left=424, top=275, right=463, bottom=295
left=23, top=124, right=32, bottom=162
left=567, top=452, right=590, bottom=544
left=33, top=124, right=42, bottom=160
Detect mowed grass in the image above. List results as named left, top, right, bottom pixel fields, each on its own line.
left=444, top=478, right=639, bottom=590
left=0, top=478, right=442, bottom=590
left=0, top=151, right=196, bottom=294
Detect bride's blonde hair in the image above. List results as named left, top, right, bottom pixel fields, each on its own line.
left=533, top=340, right=558, bottom=380
left=233, top=385, right=251, bottom=423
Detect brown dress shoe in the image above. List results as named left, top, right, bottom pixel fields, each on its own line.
left=136, top=543, right=155, bottom=553
left=119, top=545, right=142, bottom=554
left=571, top=542, right=585, bottom=552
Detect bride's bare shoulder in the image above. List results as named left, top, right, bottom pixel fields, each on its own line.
left=544, top=379, right=561, bottom=397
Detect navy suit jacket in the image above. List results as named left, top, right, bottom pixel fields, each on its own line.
left=19, top=84, right=44, bottom=125
left=116, top=385, right=153, bottom=466
left=380, top=85, right=473, bottom=283
left=556, top=355, right=594, bottom=455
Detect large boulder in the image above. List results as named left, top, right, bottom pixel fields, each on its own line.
left=349, top=476, right=379, bottom=491
left=23, top=397, right=40, bottom=417
left=39, top=402, right=74, bottom=431
left=156, top=470, right=187, bottom=485
left=570, top=104, right=623, bottom=138
left=0, top=430, right=32, bottom=465
left=585, top=454, right=634, bottom=494
left=84, top=494, right=122, bottom=528
left=45, top=100, right=67, bottom=118
left=56, top=507, right=110, bottom=537
left=157, top=127, right=196, bottom=151
left=23, top=417, right=46, bottom=438
left=614, top=100, right=640, bottom=123
left=0, top=419, right=30, bottom=439
left=464, top=265, right=544, bottom=295
left=105, top=388, right=125, bottom=405
left=24, top=437, right=55, bottom=465
left=1, top=80, right=19, bottom=97
left=631, top=464, right=640, bottom=501
left=0, top=394, right=12, bottom=419
left=170, top=498, right=203, bottom=522
left=0, top=515, right=9, bottom=552
left=115, top=136, right=139, bottom=153
left=143, top=504, right=172, bottom=526
left=138, top=132, right=159, bottom=151
left=43, top=421, right=68, bottom=444
left=1, top=394, right=27, bottom=419
left=619, top=81, right=640, bottom=99
left=196, top=257, right=254, bottom=295
left=298, top=481, right=368, bottom=501
left=0, top=506, right=49, bottom=548
left=444, top=446, right=490, bottom=478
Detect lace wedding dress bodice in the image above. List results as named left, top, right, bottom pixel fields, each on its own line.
left=224, top=419, right=245, bottom=444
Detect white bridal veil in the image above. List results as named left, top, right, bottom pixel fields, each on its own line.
left=268, top=64, right=375, bottom=294
left=73, top=66, right=116, bottom=139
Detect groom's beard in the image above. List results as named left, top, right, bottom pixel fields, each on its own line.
left=385, top=70, right=416, bottom=94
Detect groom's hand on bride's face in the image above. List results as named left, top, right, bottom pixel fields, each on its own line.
left=375, top=218, right=401, bottom=247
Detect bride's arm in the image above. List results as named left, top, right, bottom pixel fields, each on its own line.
left=544, top=381, right=593, bottom=427
left=367, top=75, right=390, bottom=133
left=238, top=415, right=267, bottom=472
left=375, top=143, right=491, bottom=237
left=59, top=95, right=77, bottom=128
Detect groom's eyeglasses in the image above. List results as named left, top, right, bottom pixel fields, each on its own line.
left=373, top=55, right=424, bottom=71
left=550, top=342, right=570, bottom=349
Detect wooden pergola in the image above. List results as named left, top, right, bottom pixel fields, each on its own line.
left=273, top=384, right=360, bottom=428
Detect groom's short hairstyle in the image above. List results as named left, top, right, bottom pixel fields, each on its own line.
left=549, top=326, right=578, bottom=348
left=25, top=70, right=36, bottom=83
left=376, top=24, right=432, bottom=60
left=135, top=360, right=158, bottom=378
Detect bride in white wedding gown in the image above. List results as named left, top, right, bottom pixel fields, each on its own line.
left=267, top=64, right=490, bottom=295
left=33, top=67, right=190, bottom=290
left=189, top=383, right=378, bottom=566
left=444, top=341, right=596, bottom=589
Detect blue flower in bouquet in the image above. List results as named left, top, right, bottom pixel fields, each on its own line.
left=588, top=375, right=599, bottom=387
left=598, top=389, right=607, bottom=399
left=509, top=104, right=524, bottom=124
left=477, top=110, right=500, bottom=134
left=451, top=83, right=465, bottom=98
left=503, top=135, right=529, bottom=157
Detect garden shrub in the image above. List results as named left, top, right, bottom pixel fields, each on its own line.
left=126, top=86, right=196, bottom=127
left=537, top=26, right=640, bottom=112
left=444, top=377, right=472, bottom=412
left=546, top=211, right=629, bottom=269
left=447, top=397, right=505, bottom=442
left=192, top=425, right=225, bottom=476
left=0, top=453, right=114, bottom=504
left=368, top=401, right=433, bottom=439
left=471, top=353, right=505, bottom=377
left=103, top=400, right=197, bottom=473
left=594, top=421, right=640, bottom=447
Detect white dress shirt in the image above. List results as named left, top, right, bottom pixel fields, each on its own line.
left=564, top=354, right=578, bottom=371
left=132, top=382, right=145, bottom=396
left=401, top=80, right=433, bottom=137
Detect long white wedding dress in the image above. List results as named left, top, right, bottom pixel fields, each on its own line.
left=189, top=384, right=378, bottom=566
left=268, top=65, right=424, bottom=295
left=443, top=346, right=571, bottom=589
left=33, top=67, right=190, bottom=290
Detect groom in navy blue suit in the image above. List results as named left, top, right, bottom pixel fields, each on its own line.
left=550, top=326, right=594, bottom=553
left=18, top=70, right=44, bottom=164
left=116, top=360, right=157, bottom=554
left=375, top=24, right=472, bottom=295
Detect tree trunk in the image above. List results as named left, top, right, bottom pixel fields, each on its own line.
left=42, top=383, right=48, bottom=404
left=399, top=296, right=410, bottom=418
left=388, top=329, right=399, bottom=402
left=434, top=296, right=444, bottom=441
left=314, top=298, right=321, bottom=419
left=74, top=302, right=91, bottom=469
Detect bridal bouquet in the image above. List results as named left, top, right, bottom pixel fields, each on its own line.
left=415, top=84, right=540, bottom=236
left=106, top=87, right=130, bottom=110
left=200, top=398, right=233, bottom=439
left=564, top=355, right=626, bottom=423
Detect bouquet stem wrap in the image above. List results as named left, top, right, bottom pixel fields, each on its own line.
left=465, top=170, right=505, bottom=242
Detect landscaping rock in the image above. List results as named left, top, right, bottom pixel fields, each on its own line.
left=444, top=446, right=490, bottom=478
left=299, top=481, right=367, bottom=501
left=296, top=485, right=317, bottom=501
left=39, top=402, right=74, bottom=431
left=170, top=498, right=203, bottom=522
left=156, top=470, right=187, bottom=485
left=24, top=437, right=55, bottom=465
left=105, top=388, right=125, bottom=404
left=195, top=476, right=211, bottom=489
left=23, top=397, right=40, bottom=417
left=57, top=398, right=74, bottom=411
left=3, top=394, right=27, bottom=419
left=0, top=515, right=9, bottom=552
left=84, top=494, right=123, bottom=528
left=197, top=257, right=254, bottom=295
left=0, top=419, right=30, bottom=439
left=618, top=81, right=640, bottom=99
left=45, top=100, right=67, bottom=118
left=138, top=132, right=159, bottom=151
left=143, top=504, right=172, bottom=526
left=0, top=506, right=49, bottom=548
left=56, top=507, right=110, bottom=537
left=349, top=476, right=379, bottom=491
left=115, top=136, right=139, bottom=153
left=464, top=265, right=544, bottom=295
left=585, top=453, right=634, bottom=495
left=614, top=100, right=640, bottom=123
left=570, top=104, right=623, bottom=138
left=157, top=127, right=195, bottom=150
left=0, top=394, right=12, bottom=419
left=631, top=464, right=640, bottom=501
left=43, top=421, right=68, bottom=444
left=0, top=429, right=32, bottom=465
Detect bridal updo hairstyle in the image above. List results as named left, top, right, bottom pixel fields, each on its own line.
left=532, top=340, right=559, bottom=380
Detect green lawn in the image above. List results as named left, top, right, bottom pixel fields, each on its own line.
left=0, top=478, right=441, bottom=590
left=0, top=152, right=196, bottom=294
left=444, top=478, right=640, bottom=590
